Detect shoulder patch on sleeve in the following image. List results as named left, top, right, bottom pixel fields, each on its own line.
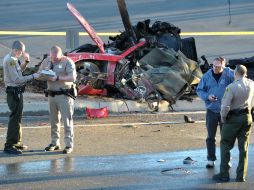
left=222, top=86, right=230, bottom=98
left=9, top=60, right=16, bottom=66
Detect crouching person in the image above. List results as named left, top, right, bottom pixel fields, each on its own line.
left=38, top=46, right=77, bottom=154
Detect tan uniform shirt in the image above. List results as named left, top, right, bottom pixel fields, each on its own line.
left=3, top=53, right=33, bottom=87
left=221, top=77, right=254, bottom=122
left=39, top=56, right=76, bottom=91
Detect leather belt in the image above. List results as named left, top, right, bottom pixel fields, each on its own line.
left=228, top=107, right=249, bottom=115
left=6, top=86, right=25, bottom=94
left=44, top=90, right=65, bottom=97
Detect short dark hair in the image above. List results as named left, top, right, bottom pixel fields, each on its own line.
left=12, top=40, right=25, bottom=51
left=51, top=45, right=62, bottom=54
left=214, top=56, right=226, bottom=64
left=235, top=64, right=247, bottom=77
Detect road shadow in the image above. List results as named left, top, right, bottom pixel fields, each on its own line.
left=0, top=149, right=63, bottom=158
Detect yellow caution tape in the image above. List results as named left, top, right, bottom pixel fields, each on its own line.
left=79, top=32, right=120, bottom=36
left=0, top=31, right=66, bottom=36
left=181, top=31, right=254, bottom=36
left=0, top=31, right=254, bottom=36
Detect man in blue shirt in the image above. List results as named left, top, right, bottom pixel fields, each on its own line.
left=196, top=57, right=234, bottom=168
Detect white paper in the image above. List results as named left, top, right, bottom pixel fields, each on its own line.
left=41, top=70, right=56, bottom=77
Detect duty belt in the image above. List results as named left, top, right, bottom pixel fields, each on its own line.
left=44, top=90, right=65, bottom=97
left=44, top=87, right=76, bottom=100
left=228, top=107, right=249, bottom=115
left=6, top=86, right=25, bottom=94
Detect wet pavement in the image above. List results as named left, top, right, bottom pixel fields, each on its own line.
left=0, top=145, right=253, bottom=190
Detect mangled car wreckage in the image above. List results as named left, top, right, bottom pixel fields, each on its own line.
left=23, top=0, right=202, bottom=111
left=64, top=0, right=203, bottom=111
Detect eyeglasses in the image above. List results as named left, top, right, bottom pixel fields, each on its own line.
left=213, top=65, right=223, bottom=69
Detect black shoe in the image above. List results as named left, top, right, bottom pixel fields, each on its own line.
left=63, top=147, right=73, bottom=154
left=4, top=146, right=22, bottom=155
left=14, top=144, right=28, bottom=150
left=206, top=161, right=215, bottom=169
left=235, top=178, right=246, bottom=182
left=45, top=144, right=60, bottom=151
left=213, top=173, right=230, bottom=182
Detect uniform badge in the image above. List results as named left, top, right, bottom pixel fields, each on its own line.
left=9, top=60, right=16, bottom=66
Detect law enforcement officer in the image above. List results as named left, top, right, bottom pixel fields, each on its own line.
left=213, top=65, right=254, bottom=182
left=3, top=40, right=40, bottom=154
left=38, top=46, right=76, bottom=154
left=196, top=57, right=234, bottom=168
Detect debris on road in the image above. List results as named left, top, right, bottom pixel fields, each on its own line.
left=86, top=107, right=109, bottom=119
left=184, top=115, right=195, bottom=123
left=183, top=157, right=196, bottom=164
left=157, top=159, right=166, bottom=162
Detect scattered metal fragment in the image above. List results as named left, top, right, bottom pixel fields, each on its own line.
left=122, top=124, right=138, bottom=128
left=184, top=115, right=195, bottom=123
left=152, top=129, right=161, bottom=132
left=183, top=157, right=196, bottom=164
left=161, top=167, right=191, bottom=176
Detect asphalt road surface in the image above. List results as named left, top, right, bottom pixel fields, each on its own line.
left=0, top=112, right=254, bottom=189
left=1, top=0, right=254, bottom=189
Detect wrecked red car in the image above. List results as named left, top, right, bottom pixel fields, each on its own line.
left=66, top=1, right=203, bottom=111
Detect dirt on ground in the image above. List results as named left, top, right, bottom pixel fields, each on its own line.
left=1, top=112, right=254, bottom=165
left=0, top=113, right=208, bottom=162
left=1, top=81, right=254, bottom=165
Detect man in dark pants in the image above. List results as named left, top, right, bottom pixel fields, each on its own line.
left=196, top=57, right=234, bottom=168
left=3, top=41, right=40, bottom=154
left=213, top=65, right=254, bottom=182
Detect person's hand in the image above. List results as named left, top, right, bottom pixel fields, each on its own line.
left=208, top=94, right=218, bottom=102
left=47, top=75, right=57, bottom=81
left=23, top=52, right=30, bottom=62
left=221, top=117, right=226, bottom=124
left=33, top=73, right=41, bottom=79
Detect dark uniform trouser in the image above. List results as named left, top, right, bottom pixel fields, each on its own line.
left=220, top=113, right=252, bottom=179
left=206, top=109, right=222, bottom=161
left=5, top=91, right=23, bottom=147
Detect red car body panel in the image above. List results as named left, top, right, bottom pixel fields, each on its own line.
left=66, top=3, right=146, bottom=96
left=67, top=41, right=145, bottom=63
left=67, top=3, right=105, bottom=53
left=78, top=84, right=107, bottom=96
